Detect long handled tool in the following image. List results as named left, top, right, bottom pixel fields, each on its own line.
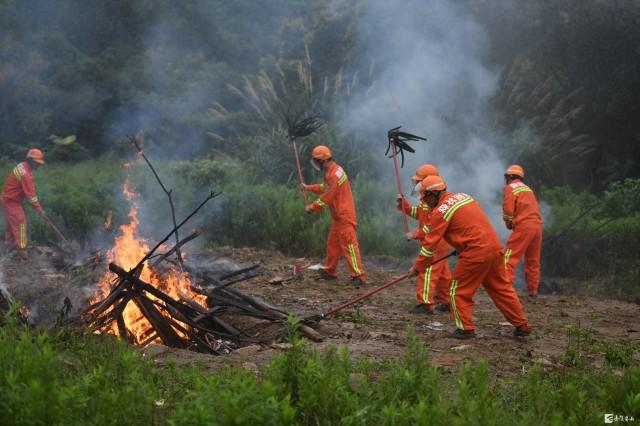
left=43, top=214, right=70, bottom=246
left=292, top=140, right=308, bottom=204
left=386, top=127, right=427, bottom=234
left=305, top=250, right=456, bottom=324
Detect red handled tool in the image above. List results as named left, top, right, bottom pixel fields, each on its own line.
left=306, top=251, right=455, bottom=323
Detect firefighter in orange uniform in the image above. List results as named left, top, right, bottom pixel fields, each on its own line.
left=302, top=145, right=365, bottom=286
left=408, top=175, right=530, bottom=339
left=502, top=165, right=543, bottom=297
left=397, top=164, right=452, bottom=314
left=1, top=149, right=48, bottom=260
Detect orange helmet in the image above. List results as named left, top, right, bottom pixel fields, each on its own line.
left=311, top=145, right=332, bottom=160
left=412, top=164, right=439, bottom=181
left=26, top=148, right=45, bottom=164
left=504, top=164, right=524, bottom=178
left=421, top=175, right=447, bottom=192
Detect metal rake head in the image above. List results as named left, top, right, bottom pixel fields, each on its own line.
left=386, top=126, right=427, bottom=167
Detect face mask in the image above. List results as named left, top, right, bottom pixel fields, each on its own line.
left=410, top=181, right=422, bottom=197
left=311, top=158, right=322, bottom=171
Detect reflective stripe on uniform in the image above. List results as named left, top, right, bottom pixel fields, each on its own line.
left=319, top=183, right=325, bottom=191
left=420, top=247, right=434, bottom=257
left=449, top=280, right=464, bottom=330
left=503, top=214, right=514, bottom=221
left=348, top=244, right=362, bottom=275
left=338, top=174, right=348, bottom=186
left=316, top=199, right=326, bottom=208
left=504, top=248, right=512, bottom=269
left=19, top=223, right=26, bottom=249
left=29, top=196, right=38, bottom=204
left=443, top=197, right=474, bottom=221
left=512, top=187, right=532, bottom=195
left=410, top=206, right=417, bottom=219
left=13, top=168, right=22, bottom=181
left=422, top=225, right=430, bottom=233
left=422, top=266, right=432, bottom=304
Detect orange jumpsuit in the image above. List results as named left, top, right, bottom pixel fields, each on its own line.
left=399, top=197, right=452, bottom=305
left=308, top=162, right=365, bottom=280
left=414, top=192, right=528, bottom=332
left=1, top=162, right=44, bottom=250
left=503, top=180, right=543, bottom=296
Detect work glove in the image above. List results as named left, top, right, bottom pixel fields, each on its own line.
left=396, top=194, right=404, bottom=211
left=405, top=232, right=414, bottom=241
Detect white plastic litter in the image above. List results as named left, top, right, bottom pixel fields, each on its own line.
left=307, top=264, right=326, bottom=270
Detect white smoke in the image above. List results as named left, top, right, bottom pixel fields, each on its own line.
left=342, top=0, right=510, bottom=237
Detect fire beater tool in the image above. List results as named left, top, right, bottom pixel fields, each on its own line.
left=386, top=126, right=427, bottom=233
left=304, top=250, right=455, bottom=325
left=283, top=107, right=323, bottom=205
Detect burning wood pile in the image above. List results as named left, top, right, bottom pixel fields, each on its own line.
left=83, top=137, right=321, bottom=354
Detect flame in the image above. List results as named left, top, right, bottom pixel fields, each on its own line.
left=93, top=175, right=206, bottom=343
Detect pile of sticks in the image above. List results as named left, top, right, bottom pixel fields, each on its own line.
left=85, top=257, right=321, bottom=353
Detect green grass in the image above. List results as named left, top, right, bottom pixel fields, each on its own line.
left=1, top=310, right=639, bottom=425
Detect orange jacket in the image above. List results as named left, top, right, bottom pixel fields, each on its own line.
left=414, top=192, right=502, bottom=270
left=308, top=162, right=357, bottom=225
left=1, top=162, right=44, bottom=213
left=399, top=197, right=452, bottom=254
left=502, top=179, right=542, bottom=230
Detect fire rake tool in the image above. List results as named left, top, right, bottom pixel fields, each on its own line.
left=283, top=107, right=323, bottom=206
left=304, top=250, right=455, bottom=325
left=43, top=214, right=70, bottom=246
left=386, top=126, right=427, bottom=233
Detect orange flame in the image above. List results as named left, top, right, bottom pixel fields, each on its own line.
left=93, top=175, right=206, bottom=344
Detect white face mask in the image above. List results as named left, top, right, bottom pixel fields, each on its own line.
left=410, top=181, right=422, bottom=197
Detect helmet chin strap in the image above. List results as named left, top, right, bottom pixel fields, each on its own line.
left=310, top=158, right=322, bottom=171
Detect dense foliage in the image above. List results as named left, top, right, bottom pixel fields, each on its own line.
left=1, top=310, right=638, bottom=425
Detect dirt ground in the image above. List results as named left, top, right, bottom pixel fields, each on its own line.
left=2, top=246, right=639, bottom=376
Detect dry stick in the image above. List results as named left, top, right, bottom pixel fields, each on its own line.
left=129, top=191, right=219, bottom=276
left=222, top=286, right=323, bottom=342
left=128, top=135, right=184, bottom=266
left=218, top=263, right=261, bottom=281
left=133, top=295, right=185, bottom=348
left=149, top=229, right=202, bottom=268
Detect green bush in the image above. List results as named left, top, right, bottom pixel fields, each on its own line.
left=1, top=311, right=639, bottom=425
left=542, top=179, right=640, bottom=300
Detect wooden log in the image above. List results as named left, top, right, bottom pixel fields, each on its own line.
left=149, top=229, right=202, bottom=268
left=221, top=287, right=324, bottom=342
left=133, top=295, right=186, bottom=348
left=218, top=263, right=260, bottom=281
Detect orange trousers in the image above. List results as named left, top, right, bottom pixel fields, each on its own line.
left=416, top=260, right=451, bottom=305
left=449, top=251, right=528, bottom=331
left=1, top=200, right=28, bottom=250
left=325, top=221, right=365, bottom=279
left=504, top=226, right=542, bottom=296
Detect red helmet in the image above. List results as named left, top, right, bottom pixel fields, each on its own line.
left=26, top=148, right=45, bottom=164
left=504, top=164, right=524, bottom=178
left=421, top=175, right=447, bottom=193
left=311, top=145, right=332, bottom=160
left=412, top=164, right=439, bottom=182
